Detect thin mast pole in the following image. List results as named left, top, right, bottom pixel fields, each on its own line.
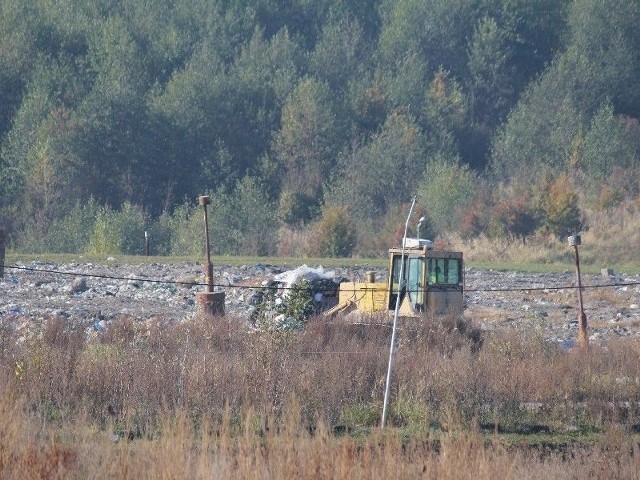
left=381, top=196, right=416, bottom=428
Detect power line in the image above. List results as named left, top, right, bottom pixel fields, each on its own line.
left=465, top=282, right=640, bottom=293
left=1, top=263, right=640, bottom=294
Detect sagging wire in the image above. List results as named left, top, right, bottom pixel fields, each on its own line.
left=1, top=262, right=640, bottom=294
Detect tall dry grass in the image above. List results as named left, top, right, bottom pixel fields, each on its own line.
left=2, top=313, right=640, bottom=478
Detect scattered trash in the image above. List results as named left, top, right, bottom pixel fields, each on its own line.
left=67, top=277, right=89, bottom=295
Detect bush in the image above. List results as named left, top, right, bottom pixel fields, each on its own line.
left=278, top=190, right=317, bottom=226
left=539, top=174, right=584, bottom=239
left=417, top=155, right=477, bottom=236
left=252, top=280, right=316, bottom=331
left=86, top=203, right=147, bottom=255
left=311, top=205, right=357, bottom=257
left=163, top=203, right=203, bottom=257
left=209, top=177, right=278, bottom=256
left=487, top=197, right=538, bottom=243
left=13, top=199, right=100, bottom=253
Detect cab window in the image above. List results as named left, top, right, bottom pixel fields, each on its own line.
left=407, top=257, right=423, bottom=305
left=428, top=258, right=461, bottom=285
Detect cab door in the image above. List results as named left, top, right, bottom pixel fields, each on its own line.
left=388, top=254, right=425, bottom=313
left=426, top=256, right=463, bottom=313
left=406, top=256, right=425, bottom=311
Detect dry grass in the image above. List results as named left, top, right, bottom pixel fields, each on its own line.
left=2, top=313, right=640, bottom=479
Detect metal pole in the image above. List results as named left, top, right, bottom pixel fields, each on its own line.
left=145, top=231, right=150, bottom=257
left=0, top=229, right=5, bottom=279
left=381, top=196, right=416, bottom=428
left=199, top=196, right=213, bottom=293
left=574, top=245, right=588, bottom=348
left=569, top=235, right=588, bottom=348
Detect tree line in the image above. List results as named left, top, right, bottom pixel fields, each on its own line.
left=1, top=0, right=639, bottom=257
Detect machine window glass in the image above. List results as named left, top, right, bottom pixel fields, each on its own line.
left=407, top=257, right=423, bottom=304
left=428, top=258, right=436, bottom=284
left=437, top=258, right=445, bottom=283
left=390, top=255, right=405, bottom=294
left=447, top=259, right=461, bottom=284
left=428, top=258, right=461, bottom=285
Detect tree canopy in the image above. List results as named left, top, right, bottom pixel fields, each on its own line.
left=1, top=0, right=639, bottom=256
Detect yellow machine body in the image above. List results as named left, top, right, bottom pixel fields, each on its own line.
left=325, top=240, right=464, bottom=318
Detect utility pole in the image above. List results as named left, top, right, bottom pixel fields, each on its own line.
left=195, top=195, right=225, bottom=316
left=0, top=229, right=5, bottom=279
left=199, top=196, right=213, bottom=293
left=568, top=235, right=588, bottom=348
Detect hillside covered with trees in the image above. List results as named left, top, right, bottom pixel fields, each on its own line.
left=1, top=0, right=639, bottom=258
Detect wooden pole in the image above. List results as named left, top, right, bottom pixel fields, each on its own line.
left=569, top=235, right=588, bottom=348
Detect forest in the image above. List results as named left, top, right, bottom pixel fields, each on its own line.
left=1, top=0, right=639, bottom=258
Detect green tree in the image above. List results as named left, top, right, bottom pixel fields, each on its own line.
left=310, top=16, right=368, bottom=94
left=424, top=69, right=467, bottom=158
left=539, top=174, right=583, bottom=239
left=378, top=0, right=477, bottom=79
left=380, top=49, right=429, bottom=119
left=581, top=102, right=639, bottom=195
left=312, top=205, right=357, bottom=258
left=416, top=155, right=477, bottom=235
left=210, top=177, right=278, bottom=256
left=491, top=0, right=640, bottom=183
left=466, top=16, right=515, bottom=128
left=1, top=56, right=89, bottom=236
left=329, top=110, right=427, bottom=223
left=86, top=203, right=147, bottom=255
left=567, top=0, right=640, bottom=117
left=272, top=77, right=341, bottom=218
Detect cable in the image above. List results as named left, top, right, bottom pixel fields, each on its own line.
left=465, top=282, right=640, bottom=293
left=2, top=262, right=640, bottom=294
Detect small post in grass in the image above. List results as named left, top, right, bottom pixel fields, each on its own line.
left=568, top=235, right=588, bottom=348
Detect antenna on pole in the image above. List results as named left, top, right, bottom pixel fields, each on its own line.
left=381, top=196, right=416, bottom=428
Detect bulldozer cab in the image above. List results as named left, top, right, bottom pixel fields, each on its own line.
left=388, top=240, right=463, bottom=316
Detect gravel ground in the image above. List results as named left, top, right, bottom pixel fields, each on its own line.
left=1, top=260, right=640, bottom=345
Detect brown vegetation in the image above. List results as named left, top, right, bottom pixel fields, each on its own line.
left=1, top=314, right=640, bottom=478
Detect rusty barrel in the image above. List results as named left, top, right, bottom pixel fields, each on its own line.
left=196, top=291, right=225, bottom=317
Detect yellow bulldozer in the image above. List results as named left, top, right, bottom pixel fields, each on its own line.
left=325, top=238, right=464, bottom=318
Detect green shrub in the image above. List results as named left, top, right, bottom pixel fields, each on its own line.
left=278, top=189, right=317, bottom=226
left=252, top=279, right=315, bottom=331
left=86, top=203, right=146, bottom=255
left=539, top=174, right=584, bottom=239
left=164, top=203, right=203, bottom=257
left=312, top=205, right=357, bottom=257
left=417, top=155, right=477, bottom=235
left=209, top=177, right=278, bottom=256
left=11, top=199, right=100, bottom=253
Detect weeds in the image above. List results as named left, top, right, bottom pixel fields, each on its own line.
left=1, top=313, right=640, bottom=478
